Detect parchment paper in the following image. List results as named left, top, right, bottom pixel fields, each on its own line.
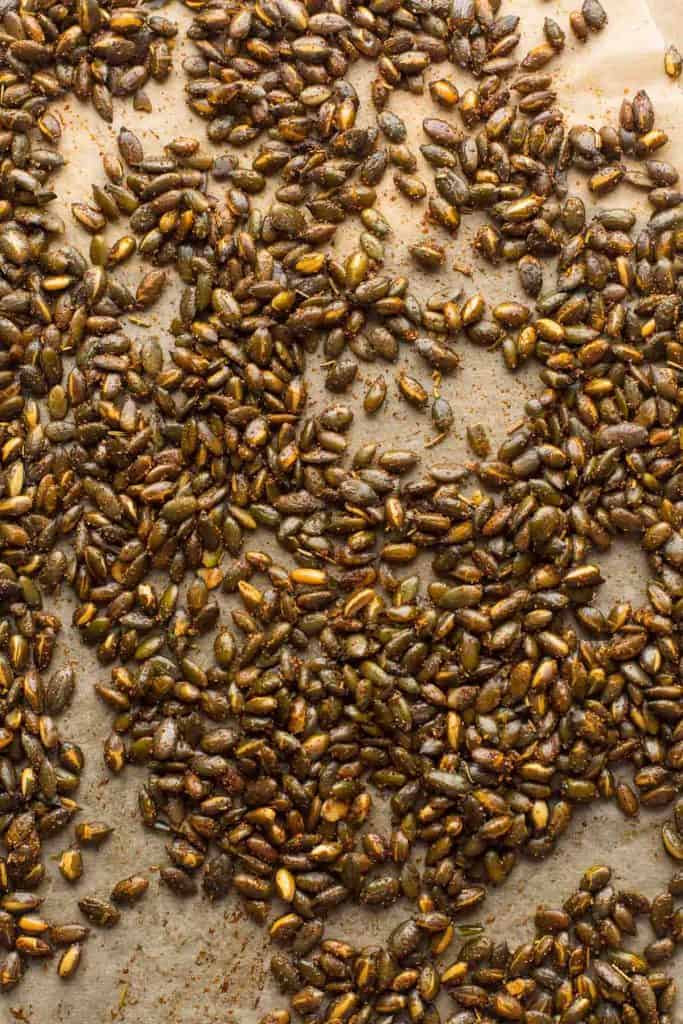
left=13, top=2, right=683, bottom=1021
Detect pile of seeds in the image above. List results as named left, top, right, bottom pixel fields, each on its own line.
left=1, top=0, right=176, bottom=121
left=0, top=0, right=682, bottom=1008
left=261, top=865, right=681, bottom=1024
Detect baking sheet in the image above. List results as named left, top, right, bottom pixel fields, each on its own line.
left=13, top=0, right=683, bottom=1020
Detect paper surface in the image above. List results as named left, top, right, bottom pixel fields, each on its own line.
left=19, top=2, right=683, bottom=1021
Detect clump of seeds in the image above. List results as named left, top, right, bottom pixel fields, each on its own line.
left=262, top=865, right=681, bottom=1024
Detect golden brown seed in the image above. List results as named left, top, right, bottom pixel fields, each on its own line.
left=75, top=821, right=113, bottom=847
left=111, top=876, right=149, bottom=905
left=409, top=242, right=446, bottom=269
left=397, top=373, right=428, bottom=408
left=58, top=944, right=82, bottom=980
left=78, top=897, right=120, bottom=928
left=665, top=44, right=683, bottom=79
left=59, top=849, right=83, bottom=883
